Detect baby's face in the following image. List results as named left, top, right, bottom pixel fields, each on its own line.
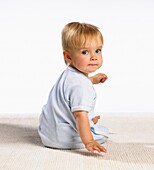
left=70, top=39, right=103, bottom=76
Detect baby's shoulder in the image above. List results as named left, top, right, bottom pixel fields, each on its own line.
left=65, top=70, right=91, bottom=87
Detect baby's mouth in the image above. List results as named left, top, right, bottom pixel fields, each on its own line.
left=88, top=64, right=98, bottom=66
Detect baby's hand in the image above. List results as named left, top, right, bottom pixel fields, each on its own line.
left=85, top=140, right=107, bottom=153
left=92, top=115, right=100, bottom=124
left=90, top=73, right=108, bottom=84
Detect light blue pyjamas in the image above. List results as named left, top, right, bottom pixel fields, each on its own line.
left=38, top=66, right=108, bottom=149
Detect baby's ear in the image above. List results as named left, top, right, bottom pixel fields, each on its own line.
left=63, top=51, right=72, bottom=64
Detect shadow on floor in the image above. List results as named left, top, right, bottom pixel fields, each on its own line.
left=0, top=122, right=42, bottom=146
left=64, top=141, right=154, bottom=164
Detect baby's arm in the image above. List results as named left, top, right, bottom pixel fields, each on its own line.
left=73, top=111, right=107, bottom=153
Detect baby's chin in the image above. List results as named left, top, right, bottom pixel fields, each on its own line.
left=87, top=66, right=100, bottom=73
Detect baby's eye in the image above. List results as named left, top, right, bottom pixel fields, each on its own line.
left=95, top=49, right=101, bottom=53
left=82, top=50, right=89, bottom=55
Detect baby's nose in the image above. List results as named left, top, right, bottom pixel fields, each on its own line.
left=91, top=53, right=97, bottom=60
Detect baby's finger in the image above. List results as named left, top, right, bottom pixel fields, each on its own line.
left=98, top=145, right=107, bottom=153
left=103, top=74, right=108, bottom=79
left=93, top=146, right=101, bottom=153
left=87, top=146, right=94, bottom=153
left=100, top=78, right=107, bottom=83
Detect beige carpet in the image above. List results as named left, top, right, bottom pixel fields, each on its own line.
left=0, top=114, right=154, bottom=170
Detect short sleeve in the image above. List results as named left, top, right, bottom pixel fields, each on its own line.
left=69, top=84, right=96, bottom=113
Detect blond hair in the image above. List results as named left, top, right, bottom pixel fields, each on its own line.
left=62, top=22, right=103, bottom=53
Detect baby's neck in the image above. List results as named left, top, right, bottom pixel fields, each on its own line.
left=69, top=65, right=89, bottom=77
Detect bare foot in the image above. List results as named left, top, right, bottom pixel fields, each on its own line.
left=92, top=116, right=100, bottom=124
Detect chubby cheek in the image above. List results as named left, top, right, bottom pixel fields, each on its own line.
left=75, top=58, right=87, bottom=68
left=98, top=57, right=103, bottom=67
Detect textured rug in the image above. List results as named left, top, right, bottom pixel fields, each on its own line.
left=0, top=114, right=154, bottom=170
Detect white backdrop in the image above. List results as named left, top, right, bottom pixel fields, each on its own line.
left=0, top=0, right=154, bottom=115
